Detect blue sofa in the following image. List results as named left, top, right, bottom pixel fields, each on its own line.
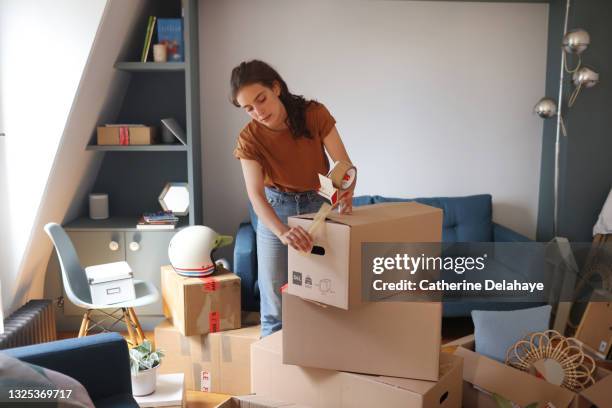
left=3, top=333, right=138, bottom=407
left=233, top=194, right=533, bottom=316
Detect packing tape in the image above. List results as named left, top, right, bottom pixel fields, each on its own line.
left=221, top=334, right=232, bottom=363
left=328, top=161, right=357, bottom=190
left=209, top=311, right=220, bottom=333
left=199, top=335, right=212, bottom=362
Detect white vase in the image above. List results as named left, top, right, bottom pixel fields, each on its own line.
left=131, top=365, right=158, bottom=396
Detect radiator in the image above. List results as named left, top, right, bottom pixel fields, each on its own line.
left=0, top=299, right=57, bottom=349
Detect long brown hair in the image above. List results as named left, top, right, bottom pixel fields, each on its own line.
left=231, top=60, right=313, bottom=139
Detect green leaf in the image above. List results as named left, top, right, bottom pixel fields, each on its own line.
left=492, top=393, right=514, bottom=408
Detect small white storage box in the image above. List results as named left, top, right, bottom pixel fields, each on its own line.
left=85, top=261, right=136, bottom=305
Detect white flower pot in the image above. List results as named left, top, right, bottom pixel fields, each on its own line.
left=131, top=365, right=158, bottom=396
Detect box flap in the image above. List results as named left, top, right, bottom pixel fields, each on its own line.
left=85, top=261, right=132, bottom=284
left=454, top=346, right=575, bottom=407
left=580, top=370, right=612, bottom=407
left=291, top=202, right=442, bottom=227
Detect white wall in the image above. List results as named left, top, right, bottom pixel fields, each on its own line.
left=200, top=0, right=549, bottom=241
left=0, top=0, right=107, bottom=314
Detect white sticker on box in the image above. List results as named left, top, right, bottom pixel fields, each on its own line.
left=599, top=340, right=608, bottom=353
left=200, top=370, right=211, bottom=392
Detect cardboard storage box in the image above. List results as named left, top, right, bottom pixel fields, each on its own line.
left=252, top=330, right=462, bottom=408
left=453, top=334, right=612, bottom=408
left=84, top=261, right=135, bottom=305
left=288, top=202, right=442, bottom=309
left=161, top=265, right=241, bottom=336
left=282, top=292, right=442, bottom=380
left=155, top=320, right=260, bottom=394
left=97, top=125, right=158, bottom=145
left=216, top=395, right=311, bottom=408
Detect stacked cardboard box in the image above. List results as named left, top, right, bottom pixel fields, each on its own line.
left=156, top=265, right=260, bottom=395
left=251, top=202, right=465, bottom=407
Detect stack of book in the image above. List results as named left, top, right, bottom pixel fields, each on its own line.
left=137, top=211, right=179, bottom=230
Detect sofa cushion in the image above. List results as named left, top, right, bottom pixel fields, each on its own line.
left=372, top=194, right=493, bottom=242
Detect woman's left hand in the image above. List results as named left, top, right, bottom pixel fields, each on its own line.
left=338, top=190, right=353, bottom=214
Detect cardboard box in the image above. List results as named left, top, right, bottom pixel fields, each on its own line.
left=252, top=330, right=462, bottom=408
left=283, top=292, right=441, bottom=380
left=216, top=395, right=311, bottom=408
left=97, top=125, right=158, bottom=145
left=288, top=202, right=442, bottom=309
left=453, top=334, right=612, bottom=408
left=155, top=320, right=260, bottom=394
left=161, top=265, right=241, bottom=336
left=575, top=298, right=612, bottom=358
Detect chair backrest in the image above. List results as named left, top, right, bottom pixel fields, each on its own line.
left=44, top=223, right=91, bottom=305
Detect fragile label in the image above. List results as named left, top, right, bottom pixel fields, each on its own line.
left=201, top=277, right=218, bottom=292
left=200, top=370, right=211, bottom=392
left=209, top=311, right=220, bottom=333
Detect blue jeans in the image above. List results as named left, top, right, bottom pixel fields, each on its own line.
left=257, top=186, right=325, bottom=337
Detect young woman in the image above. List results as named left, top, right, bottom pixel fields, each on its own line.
left=231, top=60, right=355, bottom=337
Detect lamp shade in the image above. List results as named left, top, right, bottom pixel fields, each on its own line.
left=534, top=97, right=557, bottom=119
left=573, top=67, right=599, bottom=88
left=562, top=29, right=590, bottom=54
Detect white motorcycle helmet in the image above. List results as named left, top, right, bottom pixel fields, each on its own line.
left=168, top=225, right=233, bottom=277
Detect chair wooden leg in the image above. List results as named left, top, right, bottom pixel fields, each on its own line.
left=128, top=307, right=145, bottom=345
left=78, top=310, right=90, bottom=337
left=123, top=308, right=137, bottom=347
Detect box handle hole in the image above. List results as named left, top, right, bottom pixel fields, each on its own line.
left=439, top=391, right=448, bottom=404
left=311, top=246, right=325, bottom=256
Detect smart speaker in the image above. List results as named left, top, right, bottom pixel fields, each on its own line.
left=89, top=193, right=109, bottom=220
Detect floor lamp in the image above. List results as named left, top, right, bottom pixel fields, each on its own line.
left=534, top=0, right=599, bottom=239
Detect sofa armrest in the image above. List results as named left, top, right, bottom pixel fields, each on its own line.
left=493, top=223, right=531, bottom=242
left=234, top=222, right=259, bottom=312
left=3, top=332, right=132, bottom=401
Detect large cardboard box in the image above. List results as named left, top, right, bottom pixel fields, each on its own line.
left=452, top=334, right=612, bottom=408
left=161, top=265, right=241, bottom=336
left=216, top=395, right=311, bottom=408
left=282, top=292, right=442, bottom=380
left=97, top=125, right=158, bottom=145
left=252, top=331, right=462, bottom=408
left=288, top=202, right=442, bottom=309
left=155, top=320, right=260, bottom=394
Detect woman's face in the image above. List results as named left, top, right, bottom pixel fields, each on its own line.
left=236, top=82, right=287, bottom=130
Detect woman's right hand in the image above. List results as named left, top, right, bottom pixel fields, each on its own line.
left=278, top=225, right=313, bottom=252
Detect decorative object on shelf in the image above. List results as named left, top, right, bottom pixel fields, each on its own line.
left=168, top=225, right=233, bottom=277
left=153, top=43, right=167, bottom=63
left=533, top=0, right=601, bottom=239
left=159, top=182, right=189, bottom=215
left=505, top=329, right=596, bottom=392
left=89, top=193, right=109, bottom=220
left=157, top=18, right=184, bottom=62
left=141, top=16, right=157, bottom=62
left=130, top=339, right=165, bottom=396
left=160, top=118, right=186, bottom=145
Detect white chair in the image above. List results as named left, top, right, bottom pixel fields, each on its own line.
left=44, top=223, right=159, bottom=346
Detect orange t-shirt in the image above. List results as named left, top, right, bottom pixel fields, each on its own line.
left=233, top=102, right=336, bottom=192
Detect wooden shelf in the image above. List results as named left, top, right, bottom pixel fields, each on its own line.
left=114, top=62, right=185, bottom=72
left=65, top=216, right=189, bottom=231
left=86, top=144, right=187, bottom=152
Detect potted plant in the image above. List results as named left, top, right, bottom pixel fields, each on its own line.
left=129, top=340, right=164, bottom=396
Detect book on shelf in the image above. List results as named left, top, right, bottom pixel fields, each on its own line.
left=143, top=211, right=179, bottom=223
left=136, top=222, right=176, bottom=230
left=141, top=16, right=157, bottom=62
left=157, top=18, right=184, bottom=62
